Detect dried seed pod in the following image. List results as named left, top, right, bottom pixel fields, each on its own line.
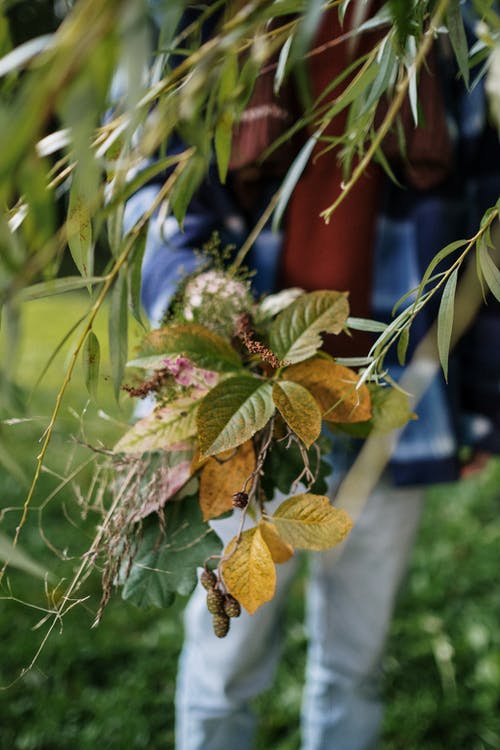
left=206, top=587, right=225, bottom=615
left=224, top=594, right=241, bottom=618
left=232, top=491, right=249, bottom=509
left=212, top=612, right=230, bottom=638
left=200, top=569, right=217, bottom=591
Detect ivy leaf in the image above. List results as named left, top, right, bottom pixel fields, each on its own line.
left=258, top=520, right=294, bottom=564
left=82, top=330, right=100, bottom=400
left=221, top=527, right=276, bottom=615
left=197, top=376, right=274, bottom=456
left=114, top=401, right=198, bottom=454
left=269, top=494, right=352, bottom=551
left=268, top=291, right=349, bottom=364
left=199, top=441, right=256, bottom=521
left=283, top=357, right=371, bottom=422
left=437, top=268, right=458, bottom=382
left=122, top=495, right=222, bottom=609
left=137, top=323, right=241, bottom=373
left=272, top=381, right=322, bottom=448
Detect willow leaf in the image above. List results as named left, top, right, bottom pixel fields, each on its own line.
left=478, top=237, right=500, bottom=302
left=82, top=330, right=100, bottom=400
left=109, top=268, right=128, bottom=400
left=437, top=268, right=458, bottom=382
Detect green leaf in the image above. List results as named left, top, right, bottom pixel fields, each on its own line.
left=268, top=290, right=349, bottom=364
left=0, top=34, right=53, bottom=77
left=127, top=228, right=147, bottom=327
left=446, top=0, right=470, bottom=88
left=137, top=323, right=242, bottom=373
left=16, top=276, right=103, bottom=302
left=478, top=236, right=500, bottom=302
left=114, top=401, right=198, bottom=454
left=197, top=376, right=274, bottom=456
left=437, top=268, right=458, bottom=382
left=170, top=154, right=208, bottom=227
left=109, top=268, right=128, bottom=400
left=122, top=495, right=222, bottom=608
left=397, top=326, right=410, bottom=366
left=270, top=494, right=352, bottom=551
left=0, top=531, right=54, bottom=581
left=82, top=330, right=100, bottom=400
left=273, top=129, right=321, bottom=231
left=272, top=381, right=322, bottom=448
left=67, top=183, right=93, bottom=280
left=215, top=110, right=233, bottom=184
left=261, top=436, right=332, bottom=499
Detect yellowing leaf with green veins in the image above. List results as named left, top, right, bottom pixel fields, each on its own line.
left=272, top=381, right=322, bottom=448
left=221, top=527, right=276, bottom=614
left=199, top=441, right=256, bottom=521
left=197, top=376, right=274, bottom=456
left=283, top=357, right=371, bottom=423
left=114, top=402, right=198, bottom=454
left=269, top=494, right=352, bottom=551
left=258, top=520, right=294, bottom=563
left=268, top=290, right=349, bottom=364
left=137, top=323, right=241, bottom=373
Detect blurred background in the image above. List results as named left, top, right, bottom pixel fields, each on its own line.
left=1, top=289, right=499, bottom=750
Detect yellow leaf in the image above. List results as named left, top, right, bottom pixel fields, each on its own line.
left=258, top=520, right=294, bottom=563
left=221, top=527, right=276, bottom=615
left=270, top=493, right=352, bottom=551
left=199, top=441, right=256, bottom=521
left=283, top=357, right=371, bottom=423
left=272, top=381, right=322, bottom=448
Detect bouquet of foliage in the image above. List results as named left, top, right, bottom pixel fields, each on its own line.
left=96, top=251, right=412, bottom=637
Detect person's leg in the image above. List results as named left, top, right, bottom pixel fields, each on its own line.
left=175, top=505, right=299, bottom=750
left=302, top=476, right=424, bottom=750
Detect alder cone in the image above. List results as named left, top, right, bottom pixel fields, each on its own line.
left=224, top=595, right=241, bottom=618
left=206, top=587, right=225, bottom=615
left=212, top=613, right=230, bottom=638
left=200, top=569, right=217, bottom=590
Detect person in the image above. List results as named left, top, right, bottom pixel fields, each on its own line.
left=123, top=3, right=500, bottom=748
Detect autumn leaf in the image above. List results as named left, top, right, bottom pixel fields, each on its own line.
left=199, top=441, right=256, bottom=521
left=114, top=401, right=198, bottom=454
left=269, top=493, right=352, bottom=550
left=258, top=520, right=294, bottom=563
left=221, top=527, right=276, bottom=614
left=135, top=323, right=242, bottom=372
left=283, top=357, right=371, bottom=423
left=272, top=381, right=322, bottom=448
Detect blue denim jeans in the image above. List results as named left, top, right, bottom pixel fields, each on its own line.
left=175, top=473, right=423, bottom=750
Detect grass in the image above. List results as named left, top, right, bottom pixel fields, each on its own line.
left=1, top=293, right=499, bottom=749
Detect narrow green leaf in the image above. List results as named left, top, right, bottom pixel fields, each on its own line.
left=16, top=276, right=103, bottom=302
left=0, top=34, right=53, bottom=77
left=215, top=111, right=233, bottom=184
left=437, top=268, right=458, bottom=382
left=67, top=185, right=93, bottom=279
left=269, top=290, right=350, bottom=364
left=478, top=236, right=500, bottom=302
left=274, top=35, right=293, bottom=94
left=406, top=239, right=467, bottom=313
left=83, top=330, right=100, bottom=400
left=197, top=376, right=274, bottom=456
left=272, top=129, right=321, bottom=231
left=446, top=0, right=470, bottom=88
left=397, top=326, right=410, bottom=366
left=170, top=154, right=207, bottom=227
left=109, top=269, right=128, bottom=400
left=0, top=531, right=53, bottom=581
left=128, top=228, right=147, bottom=327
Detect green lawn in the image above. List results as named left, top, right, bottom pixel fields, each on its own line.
left=1, top=293, right=499, bottom=749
